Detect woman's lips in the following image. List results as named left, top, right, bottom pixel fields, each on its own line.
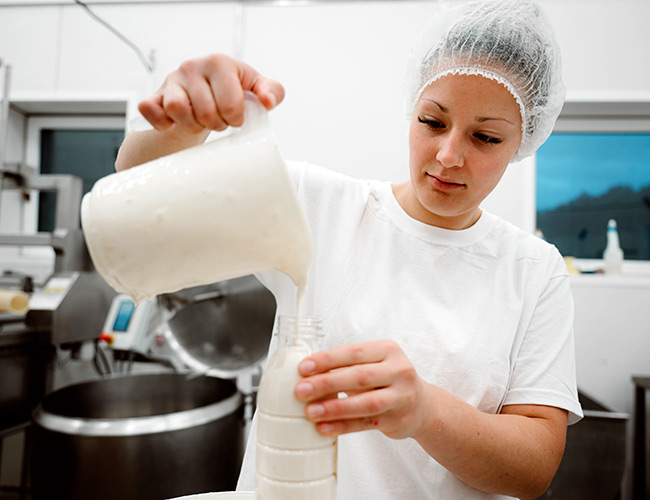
left=426, top=173, right=465, bottom=191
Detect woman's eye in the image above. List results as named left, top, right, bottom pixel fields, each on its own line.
left=418, top=117, right=444, bottom=129
left=417, top=117, right=503, bottom=145
left=474, top=133, right=503, bottom=145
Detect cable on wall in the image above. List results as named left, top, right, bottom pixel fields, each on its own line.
left=73, top=0, right=154, bottom=74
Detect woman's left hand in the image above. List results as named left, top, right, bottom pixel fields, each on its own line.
left=294, top=340, right=432, bottom=439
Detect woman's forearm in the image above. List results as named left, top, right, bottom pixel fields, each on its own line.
left=413, top=384, right=567, bottom=499
left=115, top=127, right=210, bottom=172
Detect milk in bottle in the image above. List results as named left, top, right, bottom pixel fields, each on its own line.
left=255, top=316, right=337, bottom=500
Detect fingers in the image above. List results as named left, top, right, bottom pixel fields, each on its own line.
left=306, top=388, right=391, bottom=421
left=233, top=56, right=285, bottom=110
left=250, top=75, right=285, bottom=110
left=163, top=79, right=209, bottom=134
left=296, top=341, right=410, bottom=403
left=202, top=55, right=246, bottom=128
left=138, top=94, right=174, bottom=131
left=295, top=341, right=397, bottom=403
left=315, top=416, right=385, bottom=438
left=138, top=53, right=285, bottom=134
left=299, top=340, right=397, bottom=377
left=138, top=71, right=215, bottom=133
left=295, top=362, right=391, bottom=402
left=303, top=380, right=427, bottom=440
left=305, top=389, right=412, bottom=440
left=294, top=340, right=427, bottom=439
left=183, top=58, right=234, bottom=131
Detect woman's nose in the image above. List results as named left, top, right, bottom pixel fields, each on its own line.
left=435, top=131, right=465, bottom=168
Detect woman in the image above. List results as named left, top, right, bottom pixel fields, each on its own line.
left=116, top=1, right=582, bottom=498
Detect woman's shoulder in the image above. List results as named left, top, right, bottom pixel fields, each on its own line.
left=485, top=213, right=567, bottom=274
left=286, top=160, right=366, bottom=184
left=286, top=160, right=373, bottom=203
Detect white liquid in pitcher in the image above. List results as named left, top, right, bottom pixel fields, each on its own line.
left=81, top=137, right=311, bottom=303
left=255, top=315, right=337, bottom=500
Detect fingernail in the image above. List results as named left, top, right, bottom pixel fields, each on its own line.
left=295, top=382, right=312, bottom=398
left=268, top=93, right=277, bottom=108
left=318, top=423, right=334, bottom=434
left=300, top=360, right=316, bottom=374
left=307, top=404, right=324, bottom=417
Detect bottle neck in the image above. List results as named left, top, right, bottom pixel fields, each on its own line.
left=606, top=228, right=620, bottom=248
left=277, top=315, right=323, bottom=351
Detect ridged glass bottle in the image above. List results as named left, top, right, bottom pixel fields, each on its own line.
left=255, top=316, right=337, bottom=500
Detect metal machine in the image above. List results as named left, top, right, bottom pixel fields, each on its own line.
left=28, top=276, right=277, bottom=500
left=0, top=165, right=116, bottom=344
left=0, top=162, right=116, bottom=488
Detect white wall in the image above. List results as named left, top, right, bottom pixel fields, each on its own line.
left=2, top=0, right=649, bottom=197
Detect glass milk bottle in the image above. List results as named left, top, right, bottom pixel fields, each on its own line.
left=255, top=316, right=337, bottom=500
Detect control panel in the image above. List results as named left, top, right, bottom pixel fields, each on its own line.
left=100, top=295, right=157, bottom=353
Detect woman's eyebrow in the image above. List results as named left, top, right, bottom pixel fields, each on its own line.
left=422, top=98, right=516, bottom=126
left=421, top=98, right=448, bottom=113
left=476, top=116, right=517, bottom=126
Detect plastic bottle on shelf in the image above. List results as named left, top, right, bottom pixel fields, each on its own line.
left=255, top=316, right=337, bottom=500
left=603, top=219, right=624, bottom=275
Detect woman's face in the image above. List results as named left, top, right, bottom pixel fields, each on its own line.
left=397, top=73, right=522, bottom=230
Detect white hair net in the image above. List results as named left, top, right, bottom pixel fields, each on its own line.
left=405, top=0, right=565, bottom=162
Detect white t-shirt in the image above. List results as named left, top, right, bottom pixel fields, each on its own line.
left=237, top=161, right=583, bottom=499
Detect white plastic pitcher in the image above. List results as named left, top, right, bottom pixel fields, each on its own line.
left=81, top=93, right=311, bottom=303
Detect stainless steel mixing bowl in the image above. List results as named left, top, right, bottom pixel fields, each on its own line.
left=31, top=373, right=245, bottom=500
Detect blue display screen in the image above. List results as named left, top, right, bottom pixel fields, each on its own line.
left=113, top=300, right=135, bottom=332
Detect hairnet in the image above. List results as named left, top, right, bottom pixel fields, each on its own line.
left=405, top=0, right=565, bottom=162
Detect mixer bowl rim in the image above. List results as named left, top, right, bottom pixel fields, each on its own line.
left=32, top=382, right=243, bottom=437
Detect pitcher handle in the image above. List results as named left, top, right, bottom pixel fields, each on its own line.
left=229, top=91, right=273, bottom=144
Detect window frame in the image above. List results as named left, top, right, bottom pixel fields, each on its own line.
left=534, top=94, right=650, bottom=273
left=24, top=114, right=126, bottom=234
left=2, top=95, right=128, bottom=281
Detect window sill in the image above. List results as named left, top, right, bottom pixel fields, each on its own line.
left=568, top=259, right=650, bottom=288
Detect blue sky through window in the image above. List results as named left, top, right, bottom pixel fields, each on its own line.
left=536, top=133, right=650, bottom=212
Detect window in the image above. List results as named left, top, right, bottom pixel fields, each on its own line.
left=38, top=128, right=124, bottom=232
left=23, top=114, right=126, bottom=235
left=1, top=102, right=127, bottom=282
left=535, top=99, right=650, bottom=261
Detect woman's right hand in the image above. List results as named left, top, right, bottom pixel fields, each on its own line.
left=138, top=53, right=285, bottom=135
left=115, top=54, right=285, bottom=171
